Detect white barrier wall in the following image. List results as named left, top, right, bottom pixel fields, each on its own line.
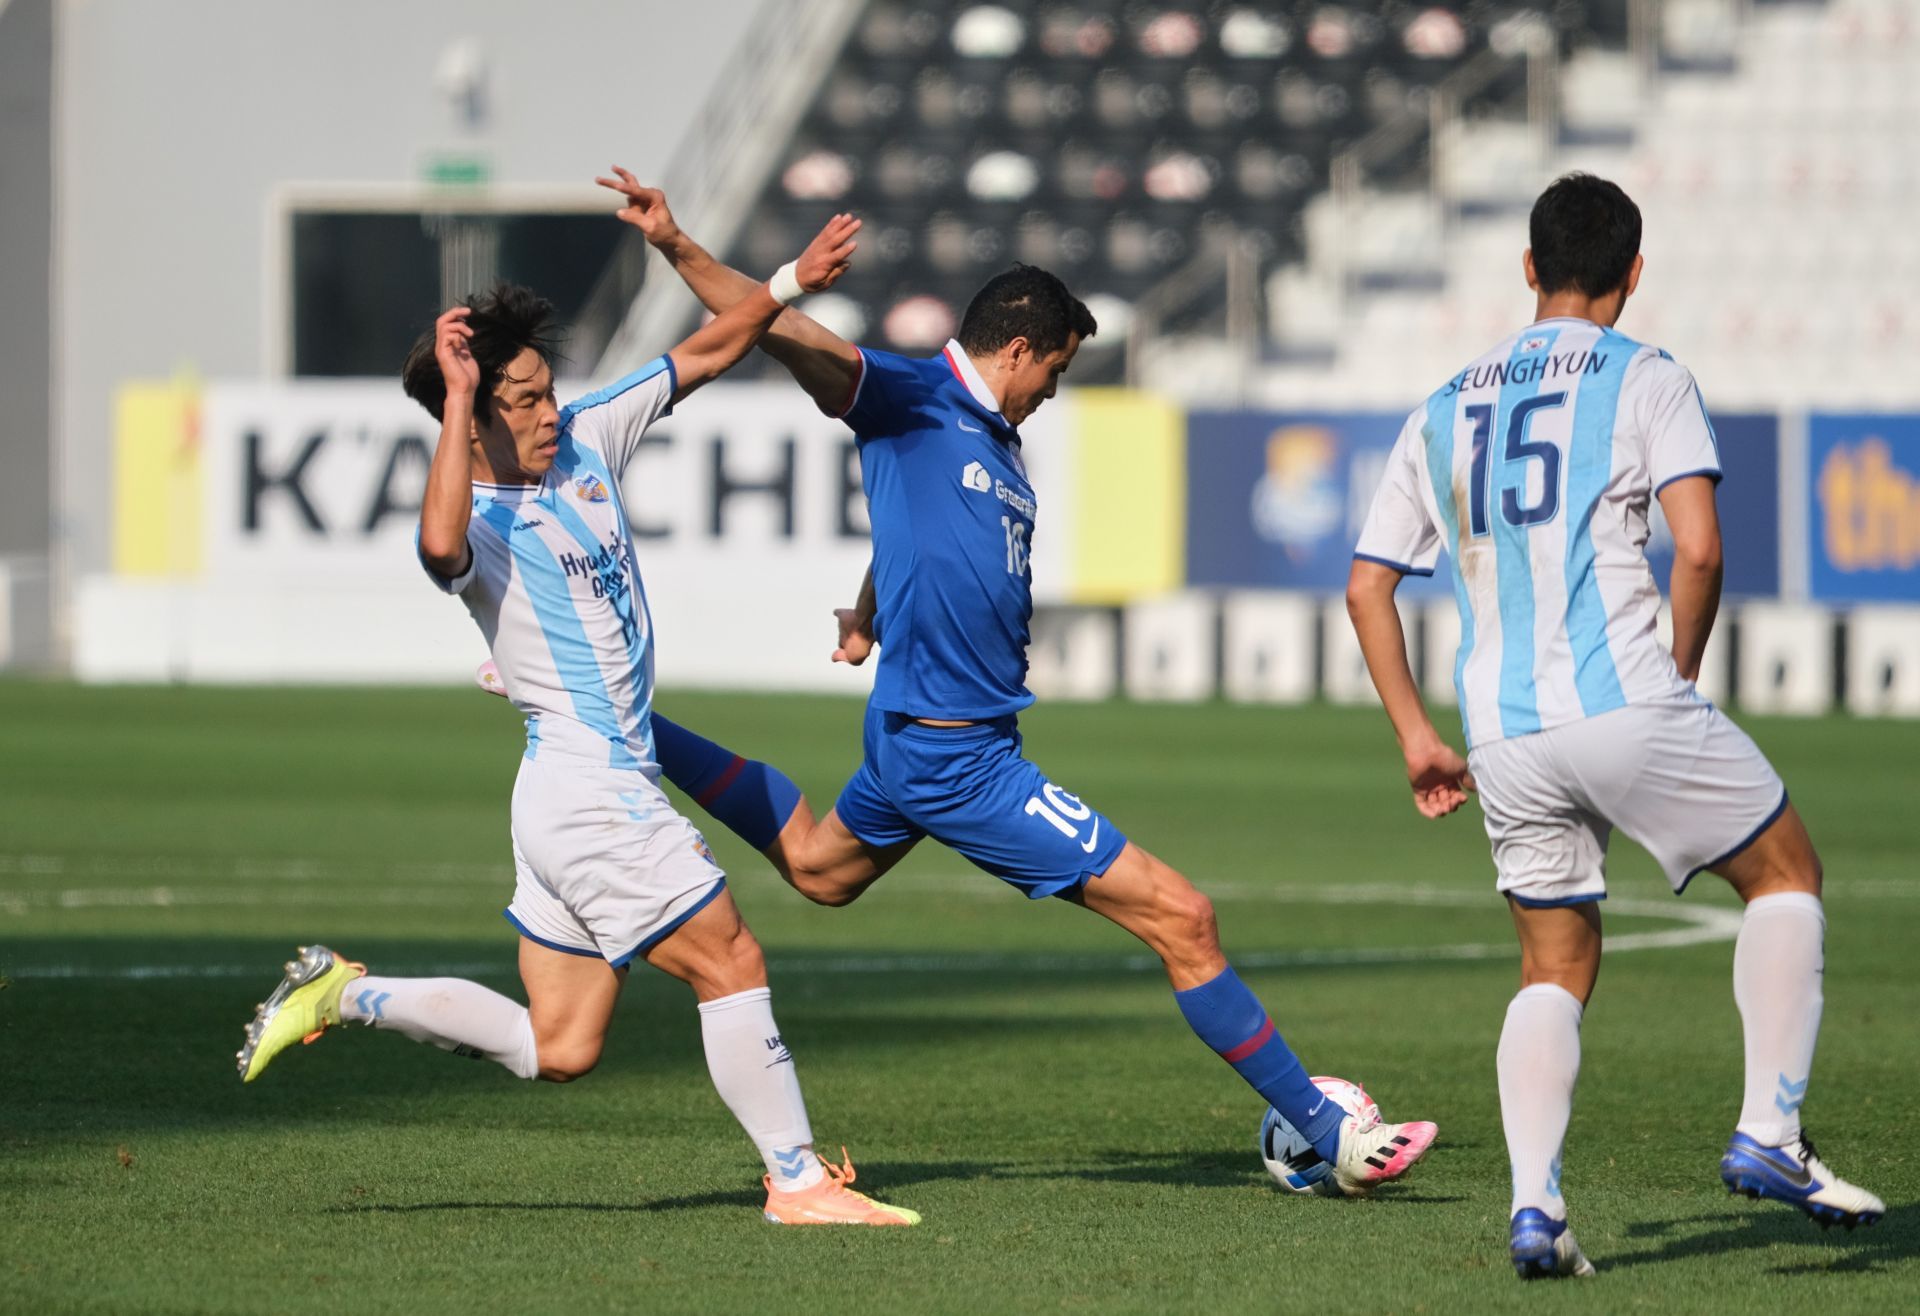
left=1220, top=591, right=1316, bottom=704
left=1027, top=608, right=1120, bottom=702
left=1736, top=603, right=1835, bottom=717
left=1321, top=596, right=1416, bottom=706
left=1421, top=600, right=1461, bottom=707
left=1122, top=592, right=1217, bottom=703
left=1846, top=607, right=1920, bottom=718
left=1655, top=603, right=1733, bottom=706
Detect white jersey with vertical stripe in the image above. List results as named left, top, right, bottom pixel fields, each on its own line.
left=421, top=357, right=676, bottom=771
left=1354, top=317, right=1722, bottom=749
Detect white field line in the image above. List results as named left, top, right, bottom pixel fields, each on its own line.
left=3, top=879, right=1745, bottom=981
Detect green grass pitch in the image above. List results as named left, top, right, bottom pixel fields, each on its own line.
left=1, top=682, right=1915, bottom=1314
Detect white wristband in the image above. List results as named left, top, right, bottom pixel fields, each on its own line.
left=768, top=261, right=805, bottom=306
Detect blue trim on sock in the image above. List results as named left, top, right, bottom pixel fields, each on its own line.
left=651, top=712, right=736, bottom=795
left=650, top=715, right=803, bottom=851
left=716, top=760, right=803, bottom=851
left=609, top=879, right=727, bottom=968
left=502, top=909, right=602, bottom=959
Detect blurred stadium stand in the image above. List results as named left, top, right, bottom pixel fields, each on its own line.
left=606, top=1, right=1631, bottom=388
left=604, top=0, right=1920, bottom=413
left=1259, top=0, right=1920, bottom=409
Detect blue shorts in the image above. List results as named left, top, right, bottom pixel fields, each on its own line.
left=833, top=705, right=1129, bottom=898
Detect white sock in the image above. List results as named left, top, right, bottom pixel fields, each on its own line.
left=339, top=975, right=539, bottom=1080
left=1733, top=892, right=1825, bottom=1147
left=697, top=987, right=822, bottom=1191
left=1498, top=982, right=1583, bottom=1221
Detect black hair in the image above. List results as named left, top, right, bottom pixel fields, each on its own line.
left=1528, top=173, right=1642, bottom=298
left=957, top=264, right=1097, bottom=358
left=401, top=283, right=566, bottom=422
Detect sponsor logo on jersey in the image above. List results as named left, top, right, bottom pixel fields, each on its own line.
left=994, top=480, right=1037, bottom=519
left=961, top=461, right=992, bottom=493
left=573, top=474, right=610, bottom=503
left=512, top=518, right=545, bottom=531
left=957, top=417, right=984, bottom=433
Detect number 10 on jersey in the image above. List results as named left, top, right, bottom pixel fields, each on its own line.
left=1001, top=515, right=1029, bottom=575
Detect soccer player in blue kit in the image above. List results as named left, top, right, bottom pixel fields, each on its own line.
left=591, top=167, right=1438, bottom=1196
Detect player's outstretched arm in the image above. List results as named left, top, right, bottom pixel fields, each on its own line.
left=1657, top=475, right=1724, bottom=683
left=1347, top=560, right=1473, bottom=818
left=660, top=210, right=858, bottom=403
left=598, top=168, right=862, bottom=414
left=419, top=306, right=479, bottom=579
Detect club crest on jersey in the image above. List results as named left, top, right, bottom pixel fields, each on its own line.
left=573, top=474, right=610, bottom=503
left=961, top=461, right=992, bottom=493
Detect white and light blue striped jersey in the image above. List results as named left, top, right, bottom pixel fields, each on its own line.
left=1355, top=317, right=1722, bottom=749
left=423, top=357, right=677, bottom=770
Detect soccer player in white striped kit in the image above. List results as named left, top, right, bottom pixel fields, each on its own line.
left=1347, top=173, right=1883, bottom=1278
left=235, top=211, right=918, bottom=1226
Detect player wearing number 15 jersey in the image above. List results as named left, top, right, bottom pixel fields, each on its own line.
left=580, top=169, right=1439, bottom=1201
left=1347, top=173, right=1883, bottom=1279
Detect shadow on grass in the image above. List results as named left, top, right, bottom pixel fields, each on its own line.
left=8, top=933, right=1495, bottom=1142
left=322, top=1149, right=1461, bottom=1216
left=327, top=1190, right=765, bottom=1216
left=326, top=1160, right=1002, bottom=1216
left=1605, top=1205, right=1917, bottom=1276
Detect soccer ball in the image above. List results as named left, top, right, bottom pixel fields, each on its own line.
left=1259, top=1075, right=1379, bottom=1196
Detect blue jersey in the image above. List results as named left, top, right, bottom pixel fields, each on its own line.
left=841, top=341, right=1038, bottom=720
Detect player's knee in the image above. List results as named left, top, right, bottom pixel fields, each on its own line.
left=534, top=1034, right=603, bottom=1083
left=1785, top=848, right=1824, bottom=897
left=716, top=927, right=769, bottom=992
left=1160, top=884, right=1220, bottom=956
left=791, top=861, right=864, bottom=907
left=1518, top=946, right=1599, bottom=1002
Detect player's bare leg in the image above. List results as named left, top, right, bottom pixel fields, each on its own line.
left=1069, top=842, right=1437, bottom=1196
left=642, top=888, right=918, bottom=1225
left=517, top=939, right=624, bottom=1081
left=1508, top=899, right=1603, bottom=1004
left=1501, top=900, right=1600, bottom=1277
left=766, top=803, right=917, bottom=907
left=1711, top=803, right=1881, bottom=1228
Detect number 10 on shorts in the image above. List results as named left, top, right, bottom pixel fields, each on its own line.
left=1025, top=783, right=1100, bottom=853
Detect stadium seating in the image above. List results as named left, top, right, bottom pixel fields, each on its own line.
left=1256, top=0, right=1920, bottom=409
left=724, top=2, right=1631, bottom=379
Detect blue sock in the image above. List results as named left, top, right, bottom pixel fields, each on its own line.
left=650, top=713, right=803, bottom=852
left=1175, top=967, right=1343, bottom=1161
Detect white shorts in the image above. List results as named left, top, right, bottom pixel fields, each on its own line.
left=504, top=754, right=727, bottom=967
left=1468, top=702, right=1788, bottom=908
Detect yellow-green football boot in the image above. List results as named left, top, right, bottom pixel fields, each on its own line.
left=236, top=945, right=365, bottom=1082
